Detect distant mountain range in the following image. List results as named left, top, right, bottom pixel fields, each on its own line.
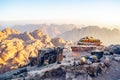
left=12, top=24, right=78, bottom=38
left=1, top=24, right=120, bottom=45
left=57, top=26, right=120, bottom=45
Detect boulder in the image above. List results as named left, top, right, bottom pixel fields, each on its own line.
left=113, top=57, right=120, bottom=62
left=51, top=38, right=66, bottom=46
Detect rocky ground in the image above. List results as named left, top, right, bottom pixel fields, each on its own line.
left=18, top=50, right=120, bottom=80
left=93, top=60, right=120, bottom=80
left=0, top=47, right=120, bottom=80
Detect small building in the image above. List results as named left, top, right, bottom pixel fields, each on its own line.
left=71, top=36, right=103, bottom=52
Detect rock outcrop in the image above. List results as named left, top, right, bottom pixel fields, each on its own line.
left=0, top=28, right=66, bottom=73
left=51, top=38, right=72, bottom=47
left=108, top=45, right=120, bottom=54
left=0, top=28, right=20, bottom=41
left=51, top=38, right=66, bottom=46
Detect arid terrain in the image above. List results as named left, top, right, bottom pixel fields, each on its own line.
left=0, top=27, right=120, bottom=80
left=0, top=28, right=68, bottom=74
left=1, top=0, right=120, bottom=80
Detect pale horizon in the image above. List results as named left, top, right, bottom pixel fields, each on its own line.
left=0, top=20, right=120, bottom=30
left=1, top=0, right=120, bottom=28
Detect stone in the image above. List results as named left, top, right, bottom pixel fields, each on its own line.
left=0, top=28, right=56, bottom=73
left=114, top=57, right=120, bottom=62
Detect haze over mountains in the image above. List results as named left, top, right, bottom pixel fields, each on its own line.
left=12, top=24, right=77, bottom=38
left=1, top=24, right=120, bottom=45
left=58, top=26, right=120, bottom=45
left=11, top=24, right=120, bottom=45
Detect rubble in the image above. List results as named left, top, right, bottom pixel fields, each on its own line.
left=0, top=49, right=120, bottom=80
left=108, top=44, right=120, bottom=54
left=113, top=57, right=120, bottom=62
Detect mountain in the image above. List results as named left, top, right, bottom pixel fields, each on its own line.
left=0, top=28, right=67, bottom=74
left=57, top=26, right=120, bottom=45
left=12, top=24, right=78, bottom=38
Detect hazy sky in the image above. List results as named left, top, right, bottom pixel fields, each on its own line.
left=0, top=0, right=120, bottom=26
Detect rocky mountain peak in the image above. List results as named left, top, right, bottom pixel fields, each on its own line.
left=31, top=30, right=43, bottom=39
left=0, top=28, right=67, bottom=74
left=2, top=28, right=20, bottom=34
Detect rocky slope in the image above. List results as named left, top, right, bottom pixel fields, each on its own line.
left=51, top=38, right=72, bottom=46
left=58, top=26, right=120, bottom=45
left=0, top=28, right=67, bottom=74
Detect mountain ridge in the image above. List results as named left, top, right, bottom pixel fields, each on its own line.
left=12, top=24, right=78, bottom=38
left=0, top=28, right=67, bottom=74
left=57, top=26, right=120, bottom=45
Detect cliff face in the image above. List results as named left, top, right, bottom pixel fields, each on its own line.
left=0, top=28, right=66, bottom=73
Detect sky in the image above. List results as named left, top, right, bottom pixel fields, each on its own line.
left=0, top=0, right=120, bottom=26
